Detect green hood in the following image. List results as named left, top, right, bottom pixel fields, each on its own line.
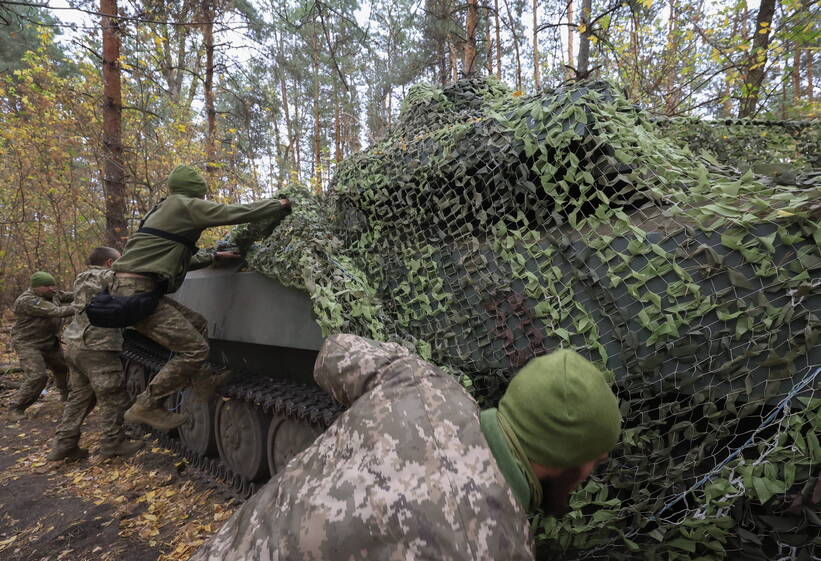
left=499, top=349, right=622, bottom=468
left=168, top=165, right=208, bottom=198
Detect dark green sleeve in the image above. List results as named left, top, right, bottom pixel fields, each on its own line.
left=190, top=251, right=215, bottom=270
left=186, top=197, right=285, bottom=228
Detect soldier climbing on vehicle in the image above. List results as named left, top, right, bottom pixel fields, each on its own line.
left=7, top=271, right=75, bottom=417
left=112, top=165, right=291, bottom=431
left=48, top=247, right=144, bottom=462
left=191, top=333, right=622, bottom=561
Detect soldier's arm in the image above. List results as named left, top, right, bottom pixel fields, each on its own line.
left=185, top=197, right=289, bottom=229
left=313, top=334, right=416, bottom=406
left=15, top=295, right=76, bottom=318
left=55, top=290, right=75, bottom=303
left=189, top=251, right=216, bottom=270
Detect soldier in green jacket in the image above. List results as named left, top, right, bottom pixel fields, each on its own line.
left=48, top=247, right=144, bottom=461
left=8, top=272, right=75, bottom=416
left=192, top=334, right=622, bottom=561
left=114, top=165, right=290, bottom=431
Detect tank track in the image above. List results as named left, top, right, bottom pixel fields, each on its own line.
left=122, top=336, right=343, bottom=499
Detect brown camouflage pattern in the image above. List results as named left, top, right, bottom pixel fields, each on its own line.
left=10, top=289, right=74, bottom=409
left=111, top=274, right=208, bottom=400
left=62, top=266, right=123, bottom=351
left=52, top=347, right=129, bottom=454
left=11, top=343, right=69, bottom=410
left=11, top=289, right=74, bottom=348
left=191, top=334, right=534, bottom=561
left=52, top=267, right=130, bottom=454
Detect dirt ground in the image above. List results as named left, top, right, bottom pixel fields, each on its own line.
left=0, top=321, right=240, bottom=561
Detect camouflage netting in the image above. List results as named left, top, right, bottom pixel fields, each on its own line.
left=225, top=77, right=821, bottom=560
left=655, top=117, right=820, bottom=179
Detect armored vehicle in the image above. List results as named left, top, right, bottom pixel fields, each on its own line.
left=124, top=77, right=820, bottom=560
left=122, top=264, right=339, bottom=493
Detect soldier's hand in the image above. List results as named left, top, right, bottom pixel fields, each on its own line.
left=214, top=251, right=242, bottom=262
left=279, top=198, right=290, bottom=208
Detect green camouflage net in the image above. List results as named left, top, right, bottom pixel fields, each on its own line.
left=655, top=117, right=820, bottom=181
left=227, top=77, right=821, bottom=560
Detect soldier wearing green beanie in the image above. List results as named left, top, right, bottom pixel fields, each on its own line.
left=482, top=349, right=622, bottom=515
left=192, top=334, right=621, bottom=561
left=113, top=165, right=291, bottom=431
left=7, top=272, right=75, bottom=416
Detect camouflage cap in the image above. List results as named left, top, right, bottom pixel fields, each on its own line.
left=168, top=165, right=208, bottom=198
left=499, top=349, right=621, bottom=469
left=30, top=271, right=56, bottom=288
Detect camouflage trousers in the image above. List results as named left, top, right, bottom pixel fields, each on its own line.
left=112, top=275, right=209, bottom=401
left=11, top=341, right=69, bottom=410
left=52, top=345, right=129, bottom=454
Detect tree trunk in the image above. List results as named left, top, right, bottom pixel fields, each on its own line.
left=486, top=26, right=493, bottom=75
left=807, top=50, right=813, bottom=101
left=101, top=0, right=127, bottom=249
left=738, top=0, right=776, bottom=118
left=567, top=0, right=574, bottom=79
left=792, top=47, right=801, bottom=103
left=532, top=0, right=540, bottom=89
left=577, top=0, right=592, bottom=77
left=311, top=30, right=322, bottom=194
left=494, top=0, right=502, bottom=79
left=334, top=87, right=342, bottom=163
left=450, top=40, right=459, bottom=81
left=464, top=0, right=479, bottom=76
left=202, top=0, right=217, bottom=178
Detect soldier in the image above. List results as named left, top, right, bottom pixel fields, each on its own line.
left=114, top=165, right=290, bottom=431
left=191, top=334, right=622, bottom=561
left=47, top=247, right=144, bottom=461
left=8, top=271, right=75, bottom=417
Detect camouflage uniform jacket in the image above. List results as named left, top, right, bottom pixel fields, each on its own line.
left=192, top=334, right=534, bottom=561
left=62, top=267, right=122, bottom=351
left=11, top=289, right=75, bottom=348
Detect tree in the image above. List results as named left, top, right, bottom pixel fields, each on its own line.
left=576, top=0, right=592, bottom=76
left=101, top=0, right=127, bottom=249
left=464, top=0, right=479, bottom=75
left=738, top=0, right=777, bottom=117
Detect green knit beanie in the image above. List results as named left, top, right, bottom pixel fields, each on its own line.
left=30, top=271, right=56, bottom=288
left=498, top=349, right=622, bottom=468
left=168, top=165, right=208, bottom=198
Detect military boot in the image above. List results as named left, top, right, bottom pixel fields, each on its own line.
left=191, top=367, right=234, bottom=401
left=100, top=439, right=144, bottom=459
left=47, top=446, right=89, bottom=462
left=60, top=389, right=70, bottom=402
left=124, top=394, right=186, bottom=431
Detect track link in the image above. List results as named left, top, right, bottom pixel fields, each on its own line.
left=122, top=333, right=343, bottom=499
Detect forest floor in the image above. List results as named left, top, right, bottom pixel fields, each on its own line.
left=0, top=316, right=240, bottom=561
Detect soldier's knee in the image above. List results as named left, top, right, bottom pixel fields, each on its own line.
left=181, top=339, right=209, bottom=364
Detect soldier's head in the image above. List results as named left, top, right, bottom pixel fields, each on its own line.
left=87, top=246, right=121, bottom=268
left=499, top=349, right=621, bottom=515
left=30, top=271, right=57, bottom=297
left=168, top=165, right=208, bottom=199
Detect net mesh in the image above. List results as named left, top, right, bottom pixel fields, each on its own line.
left=224, top=77, right=821, bottom=560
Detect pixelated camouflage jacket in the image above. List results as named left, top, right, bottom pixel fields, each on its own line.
left=191, top=333, right=534, bottom=561
left=62, top=266, right=122, bottom=352
left=11, top=289, right=75, bottom=348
